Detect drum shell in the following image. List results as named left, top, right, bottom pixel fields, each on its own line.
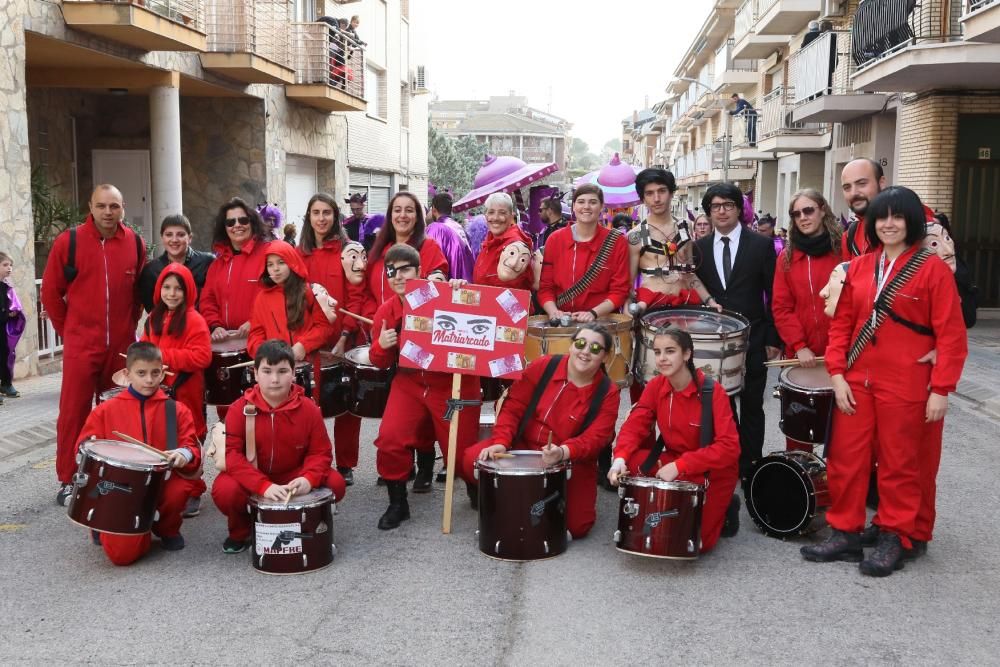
left=249, top=491, right=335, bottom=575
left=744, top=450, right=829, bottom=538
left=475, top=452, right=569, bottom=561
left=524, top=314, right=633, bottom=387
left=480, top=377, right=510, bottom=402
left=67, top=442, right=171, bottom=535
left=343, top=346, right=393, bottom=419
left=614, top=476, right=703, bottom=559
left=206, top=345, right=251, bottom=405
left=318, top=353, right=351, bottom=419
left=777, top=368, right=835, bottom=445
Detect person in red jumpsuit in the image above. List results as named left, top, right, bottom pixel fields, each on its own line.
left=42, top=184, right=146, bottom=506
left=609, top=326, right=741, bottom=554
left=77, top=342, right=201, bottom=565
left=211, top=340, right=347, bottom=553
left=538, top=184, right=630, bottom=322
left=367, top=192, right=448, bottom=305
left=802, top=186, right=967, bottom=576
left=462, top=324, right=620, bottom=538
left=368, top=244, right=480, bottom=530
left=771, top=189, right=843, bottom=452
left=839, top=159, right=886, bottom=259
left=469, top=191, right=534, bottom=291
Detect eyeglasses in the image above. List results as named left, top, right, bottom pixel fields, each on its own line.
left=791, top=206, right=817, bottom=220
left=385, top=263, right=418, bottom=278
left=572, top=338, right=606, bottom=354
left=709, top=202, right=737, bottom=212
left=225, top=216, right=251, bottom=228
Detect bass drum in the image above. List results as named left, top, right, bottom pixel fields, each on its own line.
left=744, top=450, right=829, bottom=538
left=524, top=314, right=633, bottom=387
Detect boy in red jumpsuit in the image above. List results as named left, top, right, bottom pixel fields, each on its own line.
left=211, top=339, right=347, bottom=553
left=369, top=244, right=480, bottom=530
left=77, top=342, right=201, bottom=565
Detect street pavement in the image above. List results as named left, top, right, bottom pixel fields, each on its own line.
left=1, top=326, right=999, bottom=665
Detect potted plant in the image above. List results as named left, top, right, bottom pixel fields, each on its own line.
left=31, top=167, right=84, bottom=279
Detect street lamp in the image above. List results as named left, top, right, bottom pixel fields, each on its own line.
left=669, top=76, right=732, bottom=183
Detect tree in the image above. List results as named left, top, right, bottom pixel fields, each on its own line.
left=600, top=138, right=622, bottom=162
left=567, top=137, right=600, bottom=171
left=428, top=127, right=488, bottom=196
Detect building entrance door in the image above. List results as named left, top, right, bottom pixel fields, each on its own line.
left=953, top=115, right=1000, bottom=308
left=92, top=150, right=153, bottom=244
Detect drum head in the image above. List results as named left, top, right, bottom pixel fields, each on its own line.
left=318, top=350, right=341, bottom=367
left=782, top=366, right=833, bottom=391
left=746, top=452, right=819, bottom=536
left=251, top=487, right=334, bottom=510
left=345, top=346, right=373, bottom=367
left=84, top=439, right=166, bottom=468
left=618, top=475, right=702, bottom=493
left=642, top=308, right=749, bottom=336
left=212, top=336, right=249, bottom=354
left=477, top=450, right=566, bottom=475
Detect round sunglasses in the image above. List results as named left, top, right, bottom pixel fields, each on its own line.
left=572, top=338, right=606, bottom=354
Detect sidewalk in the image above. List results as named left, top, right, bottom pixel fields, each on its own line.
left=0, top=372, right=62, bottom=460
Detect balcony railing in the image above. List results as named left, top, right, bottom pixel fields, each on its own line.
left=758, top=85, right=825, bottom=138
left=969, top=0, right=998, bottom=9
left=730, top=107, right=758, bottom=148
left=712, top=139, right=756, bottom=170
left=735, top=0, right=760, bottom=43
left=715, top=38, right=758, bottom=74
left=854, top=0, right=964, bottom=70
left=205, top=0, right=291, bottom=67
left=790, top=30, right=859, bottom=102
left=69, top=0, right=204, bottom=31
left=36, top=279, right=63, bottom=359
left=290, top=22, right=365, bottom=99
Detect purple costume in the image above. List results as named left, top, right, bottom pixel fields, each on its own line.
left=1, top=279, right=25, bottom=384
left=426, top=216, right=474, bottom=281
left=465, top=214, right=488, bottom=261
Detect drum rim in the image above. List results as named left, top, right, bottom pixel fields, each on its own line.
left=614, top=546, right=698, bottom=561
left=617, top=475, right=703, bottom=492
left=746, top=452, right=822, bottom=535
left=250, top=487, right=334, bottom=510
left=344, top=345, right=376, bottom=368
left=526, top=313, right=633, bottom=334
left=640, top=307, right=750, bottom=330
left=474, top=449, right=569, bottom=475
left=778, top=367, right=834, bottom=393
left=82, top=440, right=171, bottom=472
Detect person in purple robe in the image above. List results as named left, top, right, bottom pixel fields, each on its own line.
left=465, top=213, right=488, bottom=261
left=427, top=193, right=474, bottom=281
left=0, top=251, right=25, bottom=399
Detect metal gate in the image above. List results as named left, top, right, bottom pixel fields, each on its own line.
left=952, top=160, right=1000, bottom=307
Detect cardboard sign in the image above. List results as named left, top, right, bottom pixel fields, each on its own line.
left=399, top=279, right=530, bottom=379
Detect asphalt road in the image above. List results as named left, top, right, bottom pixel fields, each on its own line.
left=1, top=375, right=998, bottom=665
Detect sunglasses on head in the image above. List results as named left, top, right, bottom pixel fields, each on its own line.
left=225, top=216, right=251, bottom=228
left=572, top=338, right=606, bottom=354
left=791, top=206, right=817, bottom=220
left=385, top=263, right=418, bottom=278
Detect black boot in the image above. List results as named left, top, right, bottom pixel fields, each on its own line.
left=903, top=539, right=928, bottom=561
left=800, top=529, right=863, bottom=562
left=377, top=481, right=410, bottom=530
left=412, top=450, right=435, bottom=493
left=466, top=481, right=479, bottom=510
left=860, top=531, right=905, bottom=576
left=860, top=523, right=879, bottom=547
left=721, top=494, right=740, bottom=538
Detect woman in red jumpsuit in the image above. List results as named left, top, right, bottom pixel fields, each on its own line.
left=470, top=191, right=534, bottom=291
left=609, top=326, right=741, bottom=554
left=801, top=186, right=967, bottom=576
left=462, top=324, right=621, bottom=539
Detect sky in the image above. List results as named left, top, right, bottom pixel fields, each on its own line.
left=411, top=0, right=715, bottom=153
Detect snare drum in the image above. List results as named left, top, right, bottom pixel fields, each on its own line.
left=614, top=476, right=704, bottom=559
left=524, top=314, right=633, bottom=387
left=343, top=345, right=393, bottom=419
left=67, top=439, right=171, bottom=535
left=206, top=335, right=251, bottom=405
left=475, top=450, right=570, bottom=561
left=778, top=366, right=834, bottom=446
left=636, top=308, right=750, bottom=395
left=744, top=450, right=829, bottom=538
left=249, top=487, right=335, bottom=575
left=317, top=351, right=351, bottom=418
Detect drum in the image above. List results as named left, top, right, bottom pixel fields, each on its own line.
left=317, top=352, right=351, bottom=419
left=67, top=439, right=171, bottom=535
left=206, top=335, right=251, bottom=405
left=778, top=366, right=834, bottom=446
left=614, top=476, right=704, bottom=560
left=248, top=487, right=335, bottom=575
left=524, top=314, right=633, bottom=387
left=480, top=377, right=509, bottom=402
left=98, top=386, right=125, bottom=404
left=744, top=450, right=829, bottom=538
left=474, top=450, right=570, bottom=561
left=343, top=345, right=393, bottom=419
left=636, top=308, right=750, bottom=395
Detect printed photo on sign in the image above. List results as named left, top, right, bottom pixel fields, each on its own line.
left=255, top=521, right=303, bottom=555
left=489, top=354, right=523, bottom=377
left=432, top=310, right=496, bottom=351
left=404, top=314, right=432, bottom=333
left=405, top=281, right=440, bottom=310
left=401, top=340, right=434, bottom=369
left=447, top=352, right=477, bottom=370
left=497, top=289, right=528, bottom=323
left=451, top=288, right=482, bottom=306
left=495, top=325, right=525, bottom=344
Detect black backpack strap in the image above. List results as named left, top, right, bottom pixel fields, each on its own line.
left=574, top=374, right=611, bottom=437
left=64, top=227, right=78, bottom=283
left=168, top=372, right=194, bottom=397
left=640, top=376, right=715, bottom=476
left=134, top=230, right=145, bottom=273
left=514, top=355, right=563, bottom=444
left=165, top=398, right=178, bottom=450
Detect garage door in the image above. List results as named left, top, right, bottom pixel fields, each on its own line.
left=286, top=156, right=318, bottom=243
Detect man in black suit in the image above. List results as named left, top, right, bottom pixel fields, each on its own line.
left=695, top=183, right=782, bottom=479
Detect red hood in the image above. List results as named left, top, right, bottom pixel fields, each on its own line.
left=152, top=262, right=198, bottom=311
left=261, top=240, right=309, bottom=282
left=244, top=382, right=308, bottom=413
left=485, top=225, right=531, bottom=251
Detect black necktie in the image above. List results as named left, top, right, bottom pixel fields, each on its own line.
left=722, top=236, right=732, bottom=288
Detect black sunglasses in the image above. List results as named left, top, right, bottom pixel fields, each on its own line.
left=791, top=206, right=817, bottom=220
left=573, top=338, right=606, bottom=354
left=225, top=216, right=251, bottom=228
left=385, top=263, right=418, bottom=278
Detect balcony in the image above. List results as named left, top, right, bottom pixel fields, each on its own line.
left=285, top=22, right=366, bottom=113
left=852, top=0, right=1000, bottom=92
left=200, top=0, right=295, bottom=84
left=962, top=0, right=1000, bottom=42
left=790, top=31, right=889, bottom=123
left=713, top=39, right=758, bottom=94
left=757, top=86, right=829, bottom=152
left=62, top=0, right=206, bottom=51
left=733, top=0, right=791, bottom=59
left=710, top=139, right=757, bottom=181
left=755, top=0, right=823, bottom=35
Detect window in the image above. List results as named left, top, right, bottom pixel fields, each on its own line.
left=400, top=83, right=410, bottom=128
left=366, top=65, right=387, bottom=120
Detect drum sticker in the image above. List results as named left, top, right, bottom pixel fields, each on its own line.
left=451, top=288, right=482, bottom=306
left=489, top=354, right=523, bottom=378
left=432, top=310, right=496, bottom=351
left=89, top=481, right=132, bottom=498
left=643, top=510, right=679, bottom=536
left=496, top=289, right=528, bottom=323
left=255, top=522, right=303, bottom=555
left=447, top=352, right=477, bottom=370
left=405, top=281, right=440, bottom=310
left=400, top=340, right=434, bottom=369
left=495, top=326, right=525, bottom=344
left=529, top=492, right=562, bottom=526
left=404, top=315, right=432, bottom=333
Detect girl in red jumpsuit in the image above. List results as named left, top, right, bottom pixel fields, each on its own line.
left=801, top=186, right=967, bottom=576
left=609, top=327, right=741, bottom=554
left=462, top=324, right=621, bottom=539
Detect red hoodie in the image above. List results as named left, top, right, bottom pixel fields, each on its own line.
left=199, top=236, right=270, bottom=332
left=140, top=263, right=213, bottom=437
left=223, top=384, right=333, bottom=495
left=77, top=387, right=201, bottom=476
left=298, top=237, right=349, bottom=338
left=247, top=241, right=336, bottom=357
left=473, top=226, right=534, bottom=291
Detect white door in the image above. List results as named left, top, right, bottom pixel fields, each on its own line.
left=92, top=150, right=153, bottom=243
left=285, top=156, right=318, bottom=244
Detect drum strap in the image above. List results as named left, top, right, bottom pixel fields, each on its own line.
left=165, top=399, right=178, bottom=450
left=515, top=355, right=563, bottom=444
left=639, top=377, right=715, bottom=475
left=244, top=403, right=258, bottom=467
left=576, top=375, right=612, bottom=437
left=555, top=228, right=622, bottom=308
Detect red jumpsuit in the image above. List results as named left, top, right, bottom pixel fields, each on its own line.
left=367, top=239, right=449, bottom=306
left=211, top=384, right=346, bottom=541
left=461, top=355, right=620, bottom=538
left=634, top=287, right=701, bottom=310
left=841, top=217, right=872, bottom=259
left=78, top=388, right=201, bottom=565
left=472, top=227, right=534, bottom=291
left=538, top=225, right=630, bottom=312
left=825, top=246, right=967, bottom=548
left=199, top=237, right=270, bottom=332
left=369, top=296, right=480, bottom=482
left=330, top=281, right=378, bottom=469
left=614, top=371, right=740, bottom=554
left=41, top=217, right=145, bottom=484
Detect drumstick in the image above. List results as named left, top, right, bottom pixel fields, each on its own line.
left=227, top=360, right=256, bottom=370
left=338, top=308, right=374, bottom=326
left=764, top=357, right=825, bottom=368
left=494, top=453, right=516, bottom=459
left=111, top=430, right=170, bottom=461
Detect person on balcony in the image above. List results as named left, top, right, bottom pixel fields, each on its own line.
left=729, top=94, right=756, bottom=146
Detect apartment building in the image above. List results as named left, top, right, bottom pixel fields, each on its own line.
left=1, top=0, right=427, bottom=378
left=621, top=109, right=658, bottom=167
left=651, top=0, right=1000, bottom=307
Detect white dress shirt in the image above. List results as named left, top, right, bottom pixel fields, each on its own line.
left=713, top=223, right=743, bottom=290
